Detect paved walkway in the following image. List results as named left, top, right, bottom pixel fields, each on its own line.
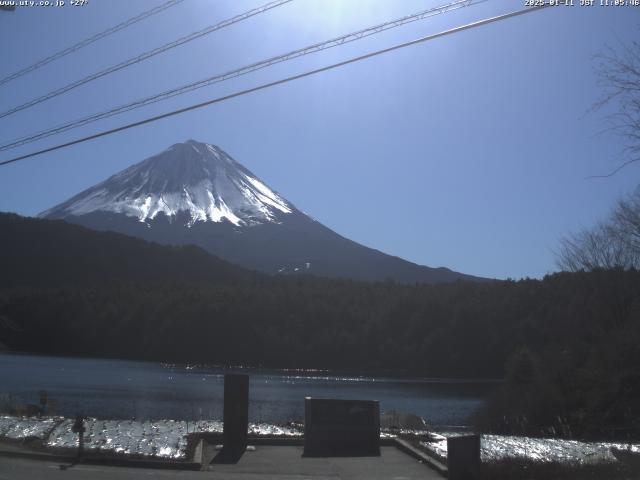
left=0, top=446, right=444, bottom=479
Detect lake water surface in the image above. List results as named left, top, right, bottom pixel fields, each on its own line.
left=0, top=353, right=496, bottom=426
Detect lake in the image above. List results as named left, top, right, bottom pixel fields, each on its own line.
left=0, top=353, right=496, bottom=426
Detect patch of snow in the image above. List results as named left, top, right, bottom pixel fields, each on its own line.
left=241, top=173, right=291, bottom=214
left=0, top=416, right=302, bottom=459
left=0, top=416, right=60, bottom=440
left=421, top=433, right=640, bottom=465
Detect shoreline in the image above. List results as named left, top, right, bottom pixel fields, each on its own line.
left=0, top=351, right=503, bottom=384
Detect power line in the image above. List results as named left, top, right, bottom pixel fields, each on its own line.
left=0, top=0, right=484, bottom=152
left=0, top=0, right=293, bottom=119
left=0, top=0, right=187, bottom=86
left=0, top=4, right=551, bottom=168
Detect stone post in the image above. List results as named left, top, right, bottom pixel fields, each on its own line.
left=447, top=434, right=481, bottom=480
left=223, top=374, right=249, bottom=452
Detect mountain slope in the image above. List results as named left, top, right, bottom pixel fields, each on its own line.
left=0, top=212, right=257, bottom=290
left=41, top=140, right=484, bottom=283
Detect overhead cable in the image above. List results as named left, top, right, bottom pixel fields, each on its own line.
left=0, top=0, right=293, bottom=118
left=0, top=0, right=187, bottom=86
left=0, top=4, right=551, bottom=168
left=0, top=0, right=483, bottom=152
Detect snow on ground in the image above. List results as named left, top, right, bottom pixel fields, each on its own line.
left=0, top=416, right=301, bottom=459
left=0, top=416, right=60, bottom=440
left=2, top=416, right=638, bottom=463
left=421, top=432, right=640, bottom=465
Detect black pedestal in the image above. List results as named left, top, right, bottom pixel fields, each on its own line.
left=303, top=397, right=380, bottom=457
left=223, top=374, right=249, bottom=452
left=447, top=434, right=481, bottom=480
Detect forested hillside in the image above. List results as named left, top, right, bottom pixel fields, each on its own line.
left=0, top=213, right=258, bottom=289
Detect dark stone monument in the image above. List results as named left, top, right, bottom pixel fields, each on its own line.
left=71, top=415, right=86, bottom=460
left=447, top=434, right=481, bottom=480
left=39, top=390, right=47, bottom=416
left=222, top=374, right=249, bottom=452
left=303, top=397, right=380, bottom=457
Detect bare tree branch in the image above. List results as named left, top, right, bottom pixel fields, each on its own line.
left=556, top=189, right=640, bottom=271
left=586, top=157, right=640, bottom=179
left=588, top=35, right=640, bottom=178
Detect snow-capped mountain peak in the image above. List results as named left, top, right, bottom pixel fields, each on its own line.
left=40, top=140, right=293, bottom=227
left=40, top=140, right=484, bottom=283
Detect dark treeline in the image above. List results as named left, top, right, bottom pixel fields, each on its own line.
left=0, top=213, right=257, bottom=290
left=1, top=213, right=639, bottom=439
left=2, top=269, right=637, bottom=378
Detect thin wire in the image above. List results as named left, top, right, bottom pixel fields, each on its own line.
left=0, top=0, right=482, bottom=152
left=0, top=0, right=187, bottom=86
left=0, top=4, right=551, bottom=168
left=0, top=0, right=293, bottom=119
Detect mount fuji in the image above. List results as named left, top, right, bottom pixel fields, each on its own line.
left=41, top=140, right=482, bottom=283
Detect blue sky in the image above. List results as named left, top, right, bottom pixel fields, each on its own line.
left=0, top=0, right=638, bottom=280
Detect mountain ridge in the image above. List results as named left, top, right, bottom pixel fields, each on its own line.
left=0, top=212, right=258, bottom=290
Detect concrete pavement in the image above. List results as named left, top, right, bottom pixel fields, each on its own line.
left=0, top=445, right=445, bottom=479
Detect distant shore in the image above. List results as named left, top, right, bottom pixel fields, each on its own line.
left=0, top=350, right=504, bottom=384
